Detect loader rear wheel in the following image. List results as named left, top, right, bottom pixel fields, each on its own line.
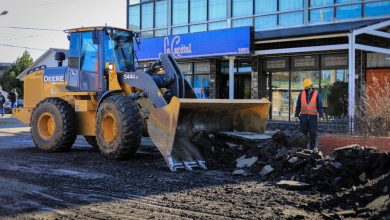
left=84, top=136, right=98, bottom=150
left=96, top=96, right=142, bottom=159
left=31, top=98, right=77, bottom=152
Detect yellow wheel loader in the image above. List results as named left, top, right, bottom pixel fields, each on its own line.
left=13, top=27, right=270, bottom=171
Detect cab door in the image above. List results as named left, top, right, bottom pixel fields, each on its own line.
left=79, top=31, right=100, bottom=91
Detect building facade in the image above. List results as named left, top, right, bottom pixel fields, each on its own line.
left=127, top=0, right=390, bottom=124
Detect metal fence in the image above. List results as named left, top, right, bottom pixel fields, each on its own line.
left=266, top=116, right=355, bottom=135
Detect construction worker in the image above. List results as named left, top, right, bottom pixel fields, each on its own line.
left=295, top=79, right=323, bottom=150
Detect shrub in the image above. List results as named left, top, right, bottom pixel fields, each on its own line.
left=356, top=78, right=390, bottom=136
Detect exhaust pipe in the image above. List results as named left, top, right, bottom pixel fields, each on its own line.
left=54, top=52, right=66, bottom=67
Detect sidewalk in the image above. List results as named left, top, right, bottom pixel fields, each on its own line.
left=319, top=134, right=390, bottom=155
left=0, top=115, right=30, bottom=137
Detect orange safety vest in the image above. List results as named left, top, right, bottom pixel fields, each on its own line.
left=300, top=90, right=318, bottom=115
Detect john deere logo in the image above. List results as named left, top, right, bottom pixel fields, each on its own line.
left=44, top=75, right=65, bottom=83
left=164, top=36, right=192, bottom=58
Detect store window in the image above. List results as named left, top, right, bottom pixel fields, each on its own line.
left=178, top=63, right=192, bottom=83
left=129, top=5, right=140, bottom=31
left=141, top=3, right=153, bottom=30
left=364, top=1, right=390, bottom=17
left=173, top=0, right=189, bottom=25
left=320, top=54, right=348, bottom=117
left=209, top=0, right=227, bottom=20
left=178, top=62, right=210, bottom=99
left=271, top=72, right=290, bottom=120
left=155, top=0, right=168, bottom=28
left=255, top=0, right=277, bottom=14
left=194, top=63, right=211, bottom=99
left=190, top=0, right=207, bottom=23
left=233, top=0, right=253, bottom=18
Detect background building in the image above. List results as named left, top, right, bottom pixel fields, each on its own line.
left=17, top=48, right=68, bottom=81
left=127, top=0, right=390, bottom=125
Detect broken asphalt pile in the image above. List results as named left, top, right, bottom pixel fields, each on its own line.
left=191, top=130, right=390, bottom=191
left=319, top=172, right=390, bottom=219
left=192, top=130, right=390, bottom=218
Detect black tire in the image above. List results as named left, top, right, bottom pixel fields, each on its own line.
left=96, top=95, right=142, bottom=159
left=31, top=98, right=77, bottom=152
left=84, top=136, right=98, bottom=150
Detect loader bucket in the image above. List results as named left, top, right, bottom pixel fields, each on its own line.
left=147, top=97, right=271, bottom=171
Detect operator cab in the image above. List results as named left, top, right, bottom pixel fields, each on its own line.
left=65, top=27, right=137, bottom=92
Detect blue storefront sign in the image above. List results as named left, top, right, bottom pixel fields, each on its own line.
left=135, top=27, right=252, bottom=61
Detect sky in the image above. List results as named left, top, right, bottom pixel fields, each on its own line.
left=0, top=0, right=126, bottom=63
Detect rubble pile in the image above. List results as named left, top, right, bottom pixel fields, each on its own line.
left=191, top=130, right=390, bottom=190
left=320, top=172, right=390, bottom=218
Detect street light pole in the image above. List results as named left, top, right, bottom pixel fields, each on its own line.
left=0, top=10, right=8, bottom=16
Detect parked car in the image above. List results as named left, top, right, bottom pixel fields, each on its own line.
left=4, top=99, right=23, bottom=114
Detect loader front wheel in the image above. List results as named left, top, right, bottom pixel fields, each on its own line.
left=31, top=98, right=77, bottom=152
left=96, top=96, right=142, bottom=159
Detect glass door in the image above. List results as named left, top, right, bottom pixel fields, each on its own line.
left=270, top=72, right=290, bottom=120
left=219, top=60, right=252, bottom=99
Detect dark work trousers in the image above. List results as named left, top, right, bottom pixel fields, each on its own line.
left=299, top=114, right=318, bottom=149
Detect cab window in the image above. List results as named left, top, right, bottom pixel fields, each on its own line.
left=80, top=32, right=99, bottom=72
left=68, top=33, right=81, bottom=69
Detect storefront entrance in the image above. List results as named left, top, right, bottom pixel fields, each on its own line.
left=220, top=60, right=252, bottom=99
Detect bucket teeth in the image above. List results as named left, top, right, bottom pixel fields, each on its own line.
left=167, top=155, right=177, bottom=172
left=182, top=161, right=193, bottom=171
left=167, top=160, right=208, bottom=171
left=197, top=160, right=208, bottom=170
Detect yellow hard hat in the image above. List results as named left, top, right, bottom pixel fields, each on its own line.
left=303, top=79, right=313, bottom=89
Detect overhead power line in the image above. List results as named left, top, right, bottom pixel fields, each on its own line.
left=0, top=26, right=63, bottom=32
left=0, top=43, right=46, bottom=51
left=21, top=0, right=83, bottom=7
left=0, top=34, right=43, bottom=42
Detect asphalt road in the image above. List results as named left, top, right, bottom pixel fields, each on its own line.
left=0, top=116, right=329, bottom=219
